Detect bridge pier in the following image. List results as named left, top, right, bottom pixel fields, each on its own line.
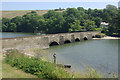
left=71, top=34, right=75, bottom=43
left=80, top=33, right=84, bottom=41
left=59, top=36, right=64, bottom=45
left=87, top=34, right=92, bottom=40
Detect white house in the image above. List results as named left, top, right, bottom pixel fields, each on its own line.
left=101, top=22, right=109, bottom=29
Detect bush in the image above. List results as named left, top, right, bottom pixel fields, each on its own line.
left=5, top=50, right=71, bottom=79
left=94, top=28, right=102, bottom=31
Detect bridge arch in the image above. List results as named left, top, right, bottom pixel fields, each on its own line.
left=75, top=38, right=80, bottom=42
left=49, top=41, right=59, bottom=46
left=83, top=37, right=88, bottom=40
left=92, top=35, right=95, bottom=38
left=64, top=40, right=71, bottom=44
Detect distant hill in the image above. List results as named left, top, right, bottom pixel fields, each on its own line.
left=1, top=10, right=49, bottom=19
left=1, top=10, right=64, bottom=19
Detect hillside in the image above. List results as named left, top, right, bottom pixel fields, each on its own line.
left=1, top=10, right=64, bottom=19
left=2, top=10, right=49, bottom=19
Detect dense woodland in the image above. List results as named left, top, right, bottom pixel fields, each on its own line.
left=2, top=5, right=120, bottom=35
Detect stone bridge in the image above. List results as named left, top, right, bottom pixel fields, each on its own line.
left=2, top=31, right=100, bottom=51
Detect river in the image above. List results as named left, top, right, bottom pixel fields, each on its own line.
left=1, top=32, right=45, bottom=38
left=44, top=39, right=118, bottom=76
left=1, top=32, right=119, bottom=76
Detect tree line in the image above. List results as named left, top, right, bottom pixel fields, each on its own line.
left=2, top=4, right=119, bottom=35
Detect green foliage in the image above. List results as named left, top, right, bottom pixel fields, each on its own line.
left=97, top=33, right=107, bottom=37
left=69, top=20, right=82, bottom=32
left=106, top=4, right=117, bottom=11
left=11, top=16, right=23, bottom=32
left=2, top=4, right=119, bottom=34
left=84, top=20, right=96, bottom=31
left=8, top=23, right=17, bottom=32
left=102, top=27, right=109, bottom=33
left=5, top=50, right=71, bottom=79
left=2, top=18, right=10, bottom=32
left=94, top=28, right=102, bottom=31
left=106, top=9, right=120, bottom=35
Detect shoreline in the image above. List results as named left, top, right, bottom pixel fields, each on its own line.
left=93, top=36, right=120, bottom=40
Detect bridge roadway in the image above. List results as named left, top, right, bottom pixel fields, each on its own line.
left=2, top=31, right=100, bottom=51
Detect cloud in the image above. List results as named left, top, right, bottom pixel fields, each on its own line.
left=1, top=0, right=119, bottom=2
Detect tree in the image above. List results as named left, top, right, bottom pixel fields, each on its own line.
left=69, top=20, right=82, bottom=32
left=93, top=17, right=102, bottom=28
left=107, top=9, right=120, bottom=35
left=45, top=12, right=65, bottom=33
left=8, top=23, right=17, bottom=32
left=43, top=10, right=56, bottom=19
left=2, top=5, right=118, bottom=35
left=2, top=18, right=10, bottom=32
left=84, top=20, right=96, bottom=31
left=11, top=16, right=23, bottom=32
left=65, top=8, right=80, bottom=19
left=106, top=4, right=117, bottom=10
left=102, top=11, right=111, bottom=23
left=2, top=24, right=8, bottom=32
left=21, top=13, right=41, bottom=33
left=77, top=7, right=84, bottom=11
left=102, top=5, right=118, bottom=23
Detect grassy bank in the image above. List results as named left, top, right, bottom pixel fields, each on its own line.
left=4, top=50, right=71, bottom=79
left=2, top=61, right=37, bottom=78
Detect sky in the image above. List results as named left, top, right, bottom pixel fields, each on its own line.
left=1, top=1, right=119, bottom=11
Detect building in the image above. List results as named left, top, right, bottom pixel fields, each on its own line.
left=101, top=22, right=109, bottom=29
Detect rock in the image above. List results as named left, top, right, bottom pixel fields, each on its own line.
left=64, top=64, right=71, bottom=68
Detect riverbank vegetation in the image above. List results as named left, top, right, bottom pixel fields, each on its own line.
left=96, top=33, right=107, bottom=37
left=4, top=50, right=72, bottom=79
left=2, top=5, right=119, bottom=36
left=3, top=50, right=117, bottom=79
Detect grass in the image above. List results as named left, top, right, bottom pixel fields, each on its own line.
left=1, top=50, right=37, bottom=78
left=2, top=59, right=37, bottom=78
left=1, top=10, right=48, bottom=19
